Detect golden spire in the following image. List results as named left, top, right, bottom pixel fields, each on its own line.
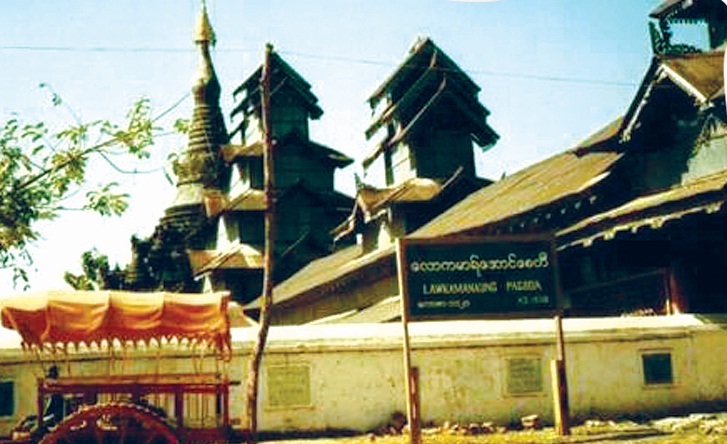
left=195, top=0, right=216, bottom=46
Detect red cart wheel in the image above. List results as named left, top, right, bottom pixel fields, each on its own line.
left=38, top=402, right=179, bottom=444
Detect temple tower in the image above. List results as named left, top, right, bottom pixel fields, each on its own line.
left=144, top=4, right=229, bottom=291
left=188, top=49, right=353, bottom=301
left=334, top=37, right=499, bottom=252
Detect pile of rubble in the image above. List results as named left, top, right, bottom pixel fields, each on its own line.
left=651, top=413, right=727, bottom=435
left=422, top=420, right=506, bottom=436
left=369, top=412, right=542, bottom=438
left=368, top=411, right=727, bottom=441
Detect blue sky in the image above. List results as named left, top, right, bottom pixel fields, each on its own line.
left=0, top=0, right=665, bottom=293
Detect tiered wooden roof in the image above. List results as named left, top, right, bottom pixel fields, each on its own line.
left=368, top=37, right=480, bottom=109
left=363, top=37, right=498, bottom=168
left=221, top=132, right=352, bottom=167
left=245, top=243, right=395, bottom=313
left=230, top=51, right=323, bottom=125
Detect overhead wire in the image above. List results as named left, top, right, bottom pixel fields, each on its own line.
left=0, top=45, right=193, bottom=54
left=0, top=44, right=639, bottom=88
left=280, top=49, right=639, bottom=88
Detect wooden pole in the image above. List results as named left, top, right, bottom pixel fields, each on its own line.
left=243, top=42, right=275, bottom=443
left=551, top=315, right=571, bottom=436
left=396, top=239, right=422, bottom=444
left=37, top=379, right=45, bottom=430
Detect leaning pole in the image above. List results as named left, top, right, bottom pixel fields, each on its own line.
left=243, top=42, right=275, bottom=443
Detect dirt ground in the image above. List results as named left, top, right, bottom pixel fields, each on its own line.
left=261, top=431, right=727, bottom=444
left=260, top=412, right=727, bottom=444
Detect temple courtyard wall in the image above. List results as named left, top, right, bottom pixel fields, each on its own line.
left=2, top=315, right=727, bottom=435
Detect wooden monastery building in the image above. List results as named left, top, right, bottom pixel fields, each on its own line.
left=8, top=2, right=727, bottom=440
left=245, top=0, right=727, bottom=324
left=104, top=0, right=727, bottom=325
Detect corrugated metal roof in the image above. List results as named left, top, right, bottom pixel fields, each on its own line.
left=188, top=250, right=216, bottom=272
left=357, top=178, right=443, bottom=218
left=227, top=188, right=266, bottom=211
left=222, top=134, right=353, bottom=167
left=412, top=148, right=623, bottom=238
left=573, top=117, right=624, bottom=153
left=662, top=52, right=724, bottom=101
left=712, top=85, right=725, bottom=101
left=559, top=169, right=727, bottom=248
left=650, top=0, right=689, bottom=18
left=189, top=243, right=263, bottom=275
left=622, top=52, right=724, bottom=140
left=312, top=295, right=401, bottom=324
left=246, top=244, right=395, bottom=310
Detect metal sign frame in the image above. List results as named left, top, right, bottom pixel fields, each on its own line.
left=397, top=234, right=563, bottom=321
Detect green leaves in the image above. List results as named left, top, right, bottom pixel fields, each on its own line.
left=0, top=87, right=167, bottom=287
left=64, top=248, right=110, bottom=291
left=84, top=183, right=129, bottom=216
left=173, top=118, right=191, bottom=135
left=102, top=97, right=157, bottom=159
left=50, top=148, right=86, bottom=194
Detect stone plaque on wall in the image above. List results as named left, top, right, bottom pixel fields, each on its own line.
left=507, top=357, right=543, bottom=394
left=267, top=364, right=311, bottom=408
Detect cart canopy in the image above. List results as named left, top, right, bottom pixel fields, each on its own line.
left=0, top=290, right=231, bottom=351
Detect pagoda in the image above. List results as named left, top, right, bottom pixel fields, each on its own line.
left=123, top=5, right=229, bottom=292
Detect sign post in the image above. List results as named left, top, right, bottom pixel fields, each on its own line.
left=396, top=240, right=422, bottom=444
left=552, top=315, right=571, bottom=435
left=396, top=235, right=562, bottom=443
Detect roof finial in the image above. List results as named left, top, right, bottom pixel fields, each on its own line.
left=195, top=0, right=216, bottom=46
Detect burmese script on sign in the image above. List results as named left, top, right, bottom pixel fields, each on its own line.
left=410, top=251, right=550, bottom=274
left=403, top=240, right=559, bottom=318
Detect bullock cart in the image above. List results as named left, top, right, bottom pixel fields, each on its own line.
left=1, top=291, right=237, bottom=444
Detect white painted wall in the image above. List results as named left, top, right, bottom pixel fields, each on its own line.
left=2, top=315, right=727, bottom=437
